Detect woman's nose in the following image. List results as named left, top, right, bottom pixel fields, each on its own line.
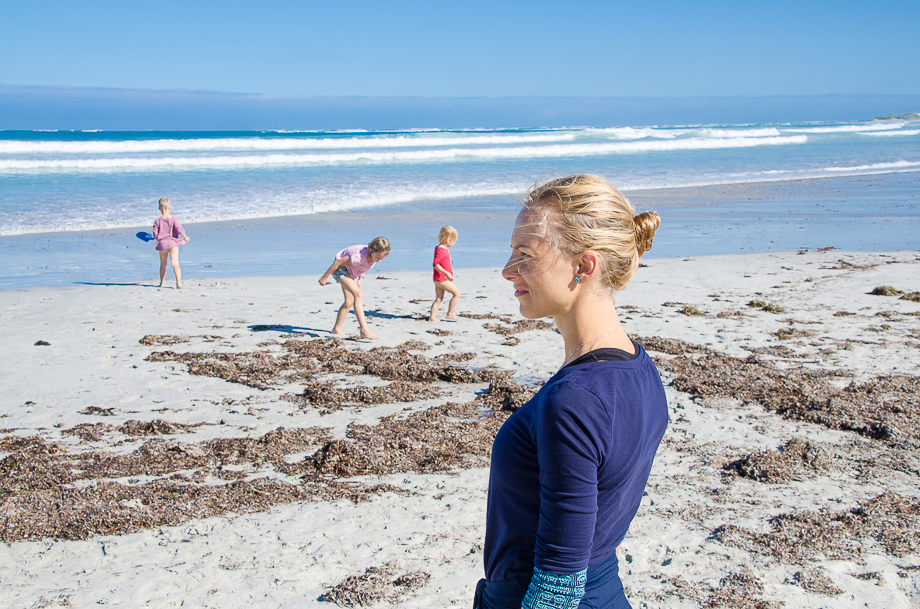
left=501, top=256, right=518, bottom=281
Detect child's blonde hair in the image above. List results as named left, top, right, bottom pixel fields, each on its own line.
left=158, top=197, right=171, bottom=209
left=368, top=236, right=391, bottom=255
left=438, top=225, right=458, bottom=244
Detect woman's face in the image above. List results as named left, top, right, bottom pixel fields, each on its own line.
left=502, top=207, right=578, bottom=319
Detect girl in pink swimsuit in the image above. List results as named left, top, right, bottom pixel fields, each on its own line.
left=153, top=197, right=190, bottom=289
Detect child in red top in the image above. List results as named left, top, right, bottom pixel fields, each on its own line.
left=429, top=225, right=461, bottom=321
left=153, top=197, right=190, bottom=289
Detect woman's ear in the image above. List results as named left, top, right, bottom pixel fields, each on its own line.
left=576, top=250, right=601, bottom=279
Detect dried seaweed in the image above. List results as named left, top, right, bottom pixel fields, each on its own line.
left=322, top=563, right=430, bottom=607
left=459, top=313, right=512, bottom=321
left=289, top=380, right=442, bottom=410
left=79, top=406, right=115, bottom=416
left=310, top=400, right=513, bottom=478
left=117, top=419, right=202, bottom=436
left=652, top=338, right=920, bottom=450
left=139, top=335, right=189, bottom=346
left=2, top=335, right=543, bottom=542
left=725, top=438, right=832, bottom=483
left=712, top=492, right=920, bottom=563
left=483, top=319, right=555, bottom=336
left=871, top=286, right=903, bottom=296
left=634, top=335, right=712, bottom=356
left=787, top=569, right=843, bottom=596
left=703, top=569, right=782, bottom=609
left=62, top=423, right=112, bottom=442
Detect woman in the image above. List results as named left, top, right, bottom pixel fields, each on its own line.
left=477, top=175, right=669, bottom=609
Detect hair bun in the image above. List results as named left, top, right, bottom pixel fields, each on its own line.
left=633, top=211, right=661, bottom=256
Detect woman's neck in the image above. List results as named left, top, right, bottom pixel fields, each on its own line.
left=555, top=296, right=633, bottom=365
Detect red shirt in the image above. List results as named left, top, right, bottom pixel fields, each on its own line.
left=432, top=245, right=453, bottom=281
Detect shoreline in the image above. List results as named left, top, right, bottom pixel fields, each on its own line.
left=1, top=171, right=919, bottom=290
left=3, top=170, right=918, bottom=238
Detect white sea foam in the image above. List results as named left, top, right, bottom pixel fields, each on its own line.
left=696, top=127, right=782, bottom=138
left=822, top=160, right=920, bottom=172
left=781, top=123, right=906, bottom=134
left=860, top=129, right=920, bottom=137
left=585, top=126, right=678, bottom=139
left=0, top=132, right=580, bottom=155
left=0, top=183, right=527, bottom=236
left=0, top=125, right=802, bottom=155
left=0, top=136, right=808, bottom=172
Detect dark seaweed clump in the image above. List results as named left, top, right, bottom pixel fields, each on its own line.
left=725, top=438, right=832, bottom=483
left=483, top=319, right=555, bottom=336
left=662, top=569, right=781, bottom=609
left=1, top=337, right=539, bottom=543
left=322, top=563, right=430, bottom=607
left=712, top=492, right=920, bottom=562
left=640, top=336, right=920, bottom=451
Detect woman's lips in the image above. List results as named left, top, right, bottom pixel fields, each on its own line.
left=514, top=289, right=528, bottom=297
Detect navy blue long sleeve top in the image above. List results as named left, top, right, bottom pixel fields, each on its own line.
left=484, top=342, right=668, bottom=583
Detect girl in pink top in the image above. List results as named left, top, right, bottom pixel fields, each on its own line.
left=153, top=197, right=190, bottom=289
left=429, top=225, right=461, bottom=321
left=318, top=237, right=391, bottom=339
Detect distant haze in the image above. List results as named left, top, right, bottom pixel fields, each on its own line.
left=3, top=86, right=920, bottom=131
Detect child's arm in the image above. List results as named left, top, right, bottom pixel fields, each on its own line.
left=318, top=256, right=349, bottom=286
left=180, top=233, right=190, bottom=245
left=433, top=263, right=453, bottom=281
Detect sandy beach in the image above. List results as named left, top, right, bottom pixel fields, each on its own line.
left=2, top=248, right=919, bottom=608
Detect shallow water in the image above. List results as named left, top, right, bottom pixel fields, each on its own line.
left=1, top=172, right=917, bottom=290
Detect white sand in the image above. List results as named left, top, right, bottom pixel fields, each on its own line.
left=1, top=249, right=919, bottom=608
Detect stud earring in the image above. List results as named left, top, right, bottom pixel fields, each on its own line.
left=575, top=276, right=581, bottom=283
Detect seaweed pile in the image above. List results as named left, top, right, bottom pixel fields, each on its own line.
left=0, top=337, right=538, bottom=543
left=712, top=492, right=920, bottom=562
left=638, top=336, right=920, bottom=451
left=482, top=319, right=555, bottom=336
left=659, top=569, right=782, bottom=608
left=321, top=563, right=431, bottom=607
left=724, top=438, right=832, bottom=483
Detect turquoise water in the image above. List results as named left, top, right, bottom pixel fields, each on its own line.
left=0, top=120, right=918, bottom=288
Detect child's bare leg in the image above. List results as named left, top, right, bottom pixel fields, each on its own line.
left=433, top=281, right=461, bottom=319
left=445, top=282, right=461, bottom=319
left=332, top=283, right=355, bottom=335
left=158, top=251, right=168, bottom=287
left=429, top=286, right=445, bottom=321
left=339, top=277, right=378, bottom=339
left=168, top=247, right=182, bottom=289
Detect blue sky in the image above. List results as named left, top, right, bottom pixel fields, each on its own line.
left=2, top=0, right=918, bottom=98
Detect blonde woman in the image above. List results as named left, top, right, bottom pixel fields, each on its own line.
left=476, top=175, right=668, bottom=609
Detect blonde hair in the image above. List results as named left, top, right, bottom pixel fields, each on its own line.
left=437, top=225, right=458, bottom=244
left=524, top=174, right=660, bottom=291
left=158, top=197, right=171, bottom=209
left=368, top=236, right=391, bottom=255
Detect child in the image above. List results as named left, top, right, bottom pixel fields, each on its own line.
left=153, top=197, right=190, bottom=289
left=429, top=225, right=461, bottom=321
left=318, top=237, right=391, bottom=339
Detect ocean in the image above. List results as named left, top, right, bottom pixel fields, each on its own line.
left=1, top=120, right=918, bottom=288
